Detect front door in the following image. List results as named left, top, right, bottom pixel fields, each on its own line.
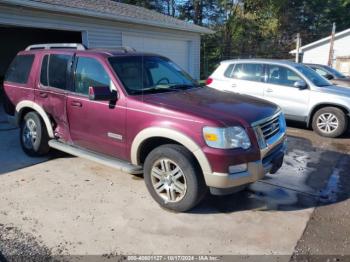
left=66, top=55, right=127, bottom=159
left=263, top=64, right=310, bottom=120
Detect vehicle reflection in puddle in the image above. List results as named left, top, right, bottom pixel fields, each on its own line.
left=194, top=137, right=347, bottom=214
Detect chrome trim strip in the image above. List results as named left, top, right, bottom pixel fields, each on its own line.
left=251, top=110, right=281, bottom=127
left=107, top=132, right=123, bottom=141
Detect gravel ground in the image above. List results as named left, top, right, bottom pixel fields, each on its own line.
left=0, top=224, right=52, bottom=262
left=1, top=107, right=350, bottom=261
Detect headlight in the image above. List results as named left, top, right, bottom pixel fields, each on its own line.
left=203, top=126, right=251, bottom=149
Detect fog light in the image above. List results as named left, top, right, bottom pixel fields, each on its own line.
left=229, top=164, right=248, bottom=174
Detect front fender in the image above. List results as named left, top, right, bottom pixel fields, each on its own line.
left=130, top=127, right=212, bottom=176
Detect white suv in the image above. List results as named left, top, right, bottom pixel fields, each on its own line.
left=207, top=59, right=350, bottom=138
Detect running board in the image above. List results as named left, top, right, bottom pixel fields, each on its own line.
left=48, top=140, right=143, bottom=175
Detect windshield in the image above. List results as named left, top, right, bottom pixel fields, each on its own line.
left=295, top=64, right=332, bottom=87
left=324, top=66, right=346, bottom=79
left=108, top=56, right=198, bottom=95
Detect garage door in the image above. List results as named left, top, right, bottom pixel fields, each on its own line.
left=122, top=33, right=190, bottom=72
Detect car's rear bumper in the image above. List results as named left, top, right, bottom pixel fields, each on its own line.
left=205, top=134, right=287, bottom=194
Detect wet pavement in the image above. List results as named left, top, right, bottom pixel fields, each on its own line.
left=287, top=125, right=350, bottom=261
left=0, top=107, right=350, bottom=260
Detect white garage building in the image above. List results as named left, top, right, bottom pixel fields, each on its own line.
left=290, top=28, right=350, bottom=75
left=0, top=0, right=213, bottom=82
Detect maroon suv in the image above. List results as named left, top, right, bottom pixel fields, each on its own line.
left=3, top=43, right=287, bottom=212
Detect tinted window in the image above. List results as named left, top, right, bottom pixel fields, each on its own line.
left=40, top=54, right=72, bottom=89
left=267, top=65, right=303, bottom=87
left=224, top=64, right=234, bottom=77
left=49, top=55, right=71, bottom=89
left=231, top=63, right=264, bottom=82
left=5, top=55, right=34, bottom=84
left=74, top=57, right=111, bottom=95
left=40, top=55, right=49, bottom=86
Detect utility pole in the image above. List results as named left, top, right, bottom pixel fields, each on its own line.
left=328, top=22, right=336, bottom=67
left=295, top=33, right=301, bottom=63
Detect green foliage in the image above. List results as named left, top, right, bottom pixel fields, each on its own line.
left=114, top=0, right=350, bottom=78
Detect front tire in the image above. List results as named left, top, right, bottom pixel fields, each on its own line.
left=312, top=107, right=348, bottom=138
left=143, top=144, right=207, bottom=212
left=20, top=111, right=50, bottom=156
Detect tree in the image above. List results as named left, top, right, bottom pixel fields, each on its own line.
left=113, top=0, right=165, bottom=13
left=113, top=0, right=350, bottom=78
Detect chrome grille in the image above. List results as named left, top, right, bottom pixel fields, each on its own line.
left=253, top=113, right=282, bottom=149
left=260, top=115, right=280, bottom=140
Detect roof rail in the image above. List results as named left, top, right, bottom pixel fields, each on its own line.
left=90, top=46, right=136, bottom=53
left=25, top=43, right=86, bottom=51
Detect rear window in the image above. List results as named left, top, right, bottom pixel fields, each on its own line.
left=5, top=55, right=34, bottom=84
left=40, top=54, right=72, bottom=90
left=232, top=63, right=265, bottom=82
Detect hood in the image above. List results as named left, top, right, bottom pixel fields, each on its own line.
left=313, top=84, right=350, bottom=96
left=141, top=87, right=279, bottom=127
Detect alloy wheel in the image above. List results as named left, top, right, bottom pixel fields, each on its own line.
left=22, top=118, right=38, bottom=149
left=316, top=113, right=339, bottom=134
left=150, top=158, right=187, bottom=203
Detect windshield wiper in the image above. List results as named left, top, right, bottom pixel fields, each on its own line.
left=168, top=84, right=199, bottom=90
left=129, top=83, right=199, bottom=95
left=130, top=87, right=173, bottom=95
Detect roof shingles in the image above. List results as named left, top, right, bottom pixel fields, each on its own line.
left=29, top=0, right=213, bottom=33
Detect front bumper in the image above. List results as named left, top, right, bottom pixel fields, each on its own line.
left=205, top=133, right=287, bottom=195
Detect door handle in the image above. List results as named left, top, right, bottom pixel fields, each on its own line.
left=266, top=88, right=273, bottom=93
left=231, top=84, right=236, bottom=88
left=71, top=101, right=82, bottom=108
left=39, top=92, right=48, bottom=98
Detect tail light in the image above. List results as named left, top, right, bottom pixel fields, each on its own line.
left=206, top=78, right=213, bottom=85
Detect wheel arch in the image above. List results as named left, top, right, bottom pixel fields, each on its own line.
left=131, top=127, right=212, bottom=176
left=15, top=100, right=54, bottom=138
left=307, top=103, right=350, bottom=127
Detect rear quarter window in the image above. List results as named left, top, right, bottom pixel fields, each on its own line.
left=224, top=64, right=234, bottom=78
left=5, top=55, right=34, bottom=84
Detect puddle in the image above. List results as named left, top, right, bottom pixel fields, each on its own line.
left=194, top=137, right=348, bottom=213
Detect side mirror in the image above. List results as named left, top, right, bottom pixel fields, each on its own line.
left=325, top=74, right=334, bottom=80
left=88, top=86, right=118, bottom=101
left=294, top=80, right=308, bottom=90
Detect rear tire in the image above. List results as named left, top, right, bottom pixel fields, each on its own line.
left=312, top=107, right=348, bottom=138
left=20, top=111, right=50, bottom=156
left=143, top=144, right=207, bottom=212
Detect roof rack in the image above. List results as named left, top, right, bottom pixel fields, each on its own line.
left=90, top=46, right=136, bottom=53
left=25, top=43, right=86, bottom=51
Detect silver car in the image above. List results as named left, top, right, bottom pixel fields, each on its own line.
left=207, top=59, right=350, bottom=138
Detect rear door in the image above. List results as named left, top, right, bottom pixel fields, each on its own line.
left=66, top=55, right=127, bottom=159
left=224, top=63, right=265, bottom=98
left=35, top=52, right=73, bottom=141
left=262, top=64, right=310, bottom=119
